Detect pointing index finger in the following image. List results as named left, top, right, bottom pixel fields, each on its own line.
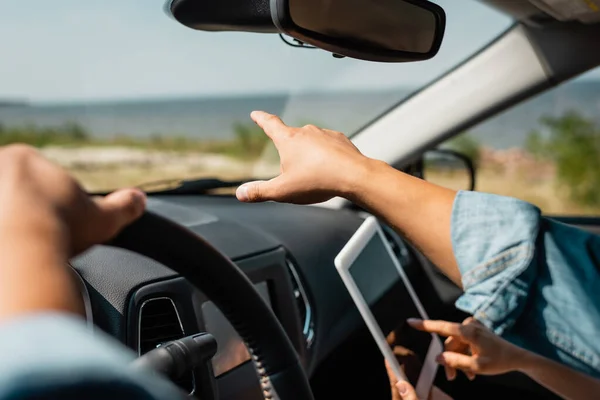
left=407, top=318, right=464, bottom=338
left=250, top=111, right=289, bottom=141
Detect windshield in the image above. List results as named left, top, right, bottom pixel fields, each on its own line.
left=0, top=1, right=511, bottom=192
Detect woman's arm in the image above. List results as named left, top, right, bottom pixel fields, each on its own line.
left=519, top=350, right=600, bottom=400
left=410, top=318, right=600, bottom=400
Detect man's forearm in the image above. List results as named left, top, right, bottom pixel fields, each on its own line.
left=0, top=214, right=82, bottom=321
left=346, top=158, right=462, bottom=286
left=519, top=350, right=600, bottom=399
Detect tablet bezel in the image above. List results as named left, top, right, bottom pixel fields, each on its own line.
left=335, top=215, right=442, bottom=399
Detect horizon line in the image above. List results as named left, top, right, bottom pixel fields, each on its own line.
left=3, top=78, right=600, bottom=106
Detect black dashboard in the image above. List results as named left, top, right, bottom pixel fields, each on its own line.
left=70, top=194, right=456, bottom=399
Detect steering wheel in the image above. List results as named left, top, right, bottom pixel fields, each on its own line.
left=108, top=211, right=314, bottom=400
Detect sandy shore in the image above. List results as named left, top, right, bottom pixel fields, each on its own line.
left=41, top=146, right=246, bottom=171
left=39, top=145, right=598, bottom=216
left=40, top=146, right=267, bottom=192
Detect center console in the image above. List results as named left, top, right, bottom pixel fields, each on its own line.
left=127, top=247, right=310, bottom=399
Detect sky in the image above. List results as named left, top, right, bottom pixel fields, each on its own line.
left=0, top=0, right=598, bottom=103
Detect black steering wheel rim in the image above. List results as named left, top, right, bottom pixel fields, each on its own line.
left=107, top=211, right=314, bottom=400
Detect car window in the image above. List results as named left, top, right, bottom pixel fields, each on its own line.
left=442, top=67, right=600, bottom=216
left=0, top=1, right=511, bottom=192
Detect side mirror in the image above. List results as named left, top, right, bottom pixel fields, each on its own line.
left=271, top=0, right=446, bottom=62
left=421, top=149, right=476, bottom=191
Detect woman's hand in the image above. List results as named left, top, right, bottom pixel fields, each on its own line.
left=408, top=317, right=524, bottom=381
left=236, top=111, right=373, bottom=204
left=385, top=360, right=452, bottom=400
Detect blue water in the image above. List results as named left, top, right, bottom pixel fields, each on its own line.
left=1, top=81, right=599, bottom=148
left=0, top=91, right=408, bottom=141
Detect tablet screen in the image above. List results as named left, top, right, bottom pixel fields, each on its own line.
left=348, top=232, right=433, bottom=385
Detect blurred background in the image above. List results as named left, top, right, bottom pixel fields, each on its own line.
left=1, top=0, right=599, bottom=215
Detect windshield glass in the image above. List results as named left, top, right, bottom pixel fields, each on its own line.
left=0, top=0, right=511, bottom=192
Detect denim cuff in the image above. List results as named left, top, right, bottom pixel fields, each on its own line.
left=0, top=313, right=183, bottom=400
left=451, top=191, right=541, bottom=335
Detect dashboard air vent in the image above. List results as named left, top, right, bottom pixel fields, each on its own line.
left=139, top=297, right=184, bottom=354
left=286, top=259, right=315, bottom=348
left=138, top=297, right=194, bottom=394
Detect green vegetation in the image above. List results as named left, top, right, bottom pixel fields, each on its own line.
left=0, top=122, right=89, bottom=147
left=526, top=111, right=600, bottom=207
left=445, top=133, right=481, bottom=166
left=0, top=121, right=269, bottom=160
left=231, top=122, right=270, bottom=159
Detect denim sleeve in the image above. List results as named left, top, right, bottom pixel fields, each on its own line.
left=0, top=313, right=185, bottom=400
left=452, top=190, right=600, bottom=378
left=452, top=190, right=540, bottom=335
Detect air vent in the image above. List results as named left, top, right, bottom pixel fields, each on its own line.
left=138, top=298, right=194, bottom=394
left=286, top=260, right=315, bottom=348
left=139, top=298, right=184, bottom=354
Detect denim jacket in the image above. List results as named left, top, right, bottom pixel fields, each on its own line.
left=0, top=314, right=183, bottom=400
left=453, top=191, right=600, bottom=379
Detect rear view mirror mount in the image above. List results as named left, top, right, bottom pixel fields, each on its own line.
left=270, top=0, right=446, bottom=62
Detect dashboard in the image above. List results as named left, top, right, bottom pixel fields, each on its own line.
left=70, top=194, right=457, bottom=399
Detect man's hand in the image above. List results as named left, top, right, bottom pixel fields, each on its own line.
left=236, top=111, right=371, bottom=204
left=0, top=145, right=146, bottom=320
left=235, top=112, right=463, bottom=286
left=408, top=317, right=524, bottom=380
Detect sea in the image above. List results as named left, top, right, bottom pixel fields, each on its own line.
left=1, top=81, right=599, bottom=149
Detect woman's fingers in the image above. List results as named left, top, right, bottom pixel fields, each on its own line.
left=408, top=318, right=464, bottom=339
left=408, top=319, right=470, bottom=382
left=443, top=337, right=477, bottom=381
left=443, top=336, right=467, bottom=381
left=436, top=352, right=478, bottom=374
left=396, top=381, right=419, bottom=400
left=442, top=338, right=456, bottom=380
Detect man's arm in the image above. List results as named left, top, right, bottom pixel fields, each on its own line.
left=236, top=112, right=462, bottom=285
left=0, top=144, right=146, bottom=321
left=237, top=112, right=600, bottom=380
left=348, top=159, right=461, bottom=285
left=0, top=144, right=184, bottom=399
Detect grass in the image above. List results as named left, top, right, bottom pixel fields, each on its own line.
left=0, top=122, right=274, bottom=192
left=2, top=121, right=599, bottom=215
left=0, top=121, right=269, bottom=160
left=427, top=167, right=600, bottom=216
left=70, top=162, right=249, bottom=193
left=72, top=157, right=600, bottom=215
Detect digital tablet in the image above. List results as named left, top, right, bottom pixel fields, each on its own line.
left=335, top=216, right=442, bottom=399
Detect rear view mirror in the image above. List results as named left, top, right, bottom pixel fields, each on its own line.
left=271, top=0, right=446, bottom=62
left=167, top=0, right=445, bottom=63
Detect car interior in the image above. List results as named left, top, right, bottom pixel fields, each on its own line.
left=9, top=0, right=600, bottom=399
